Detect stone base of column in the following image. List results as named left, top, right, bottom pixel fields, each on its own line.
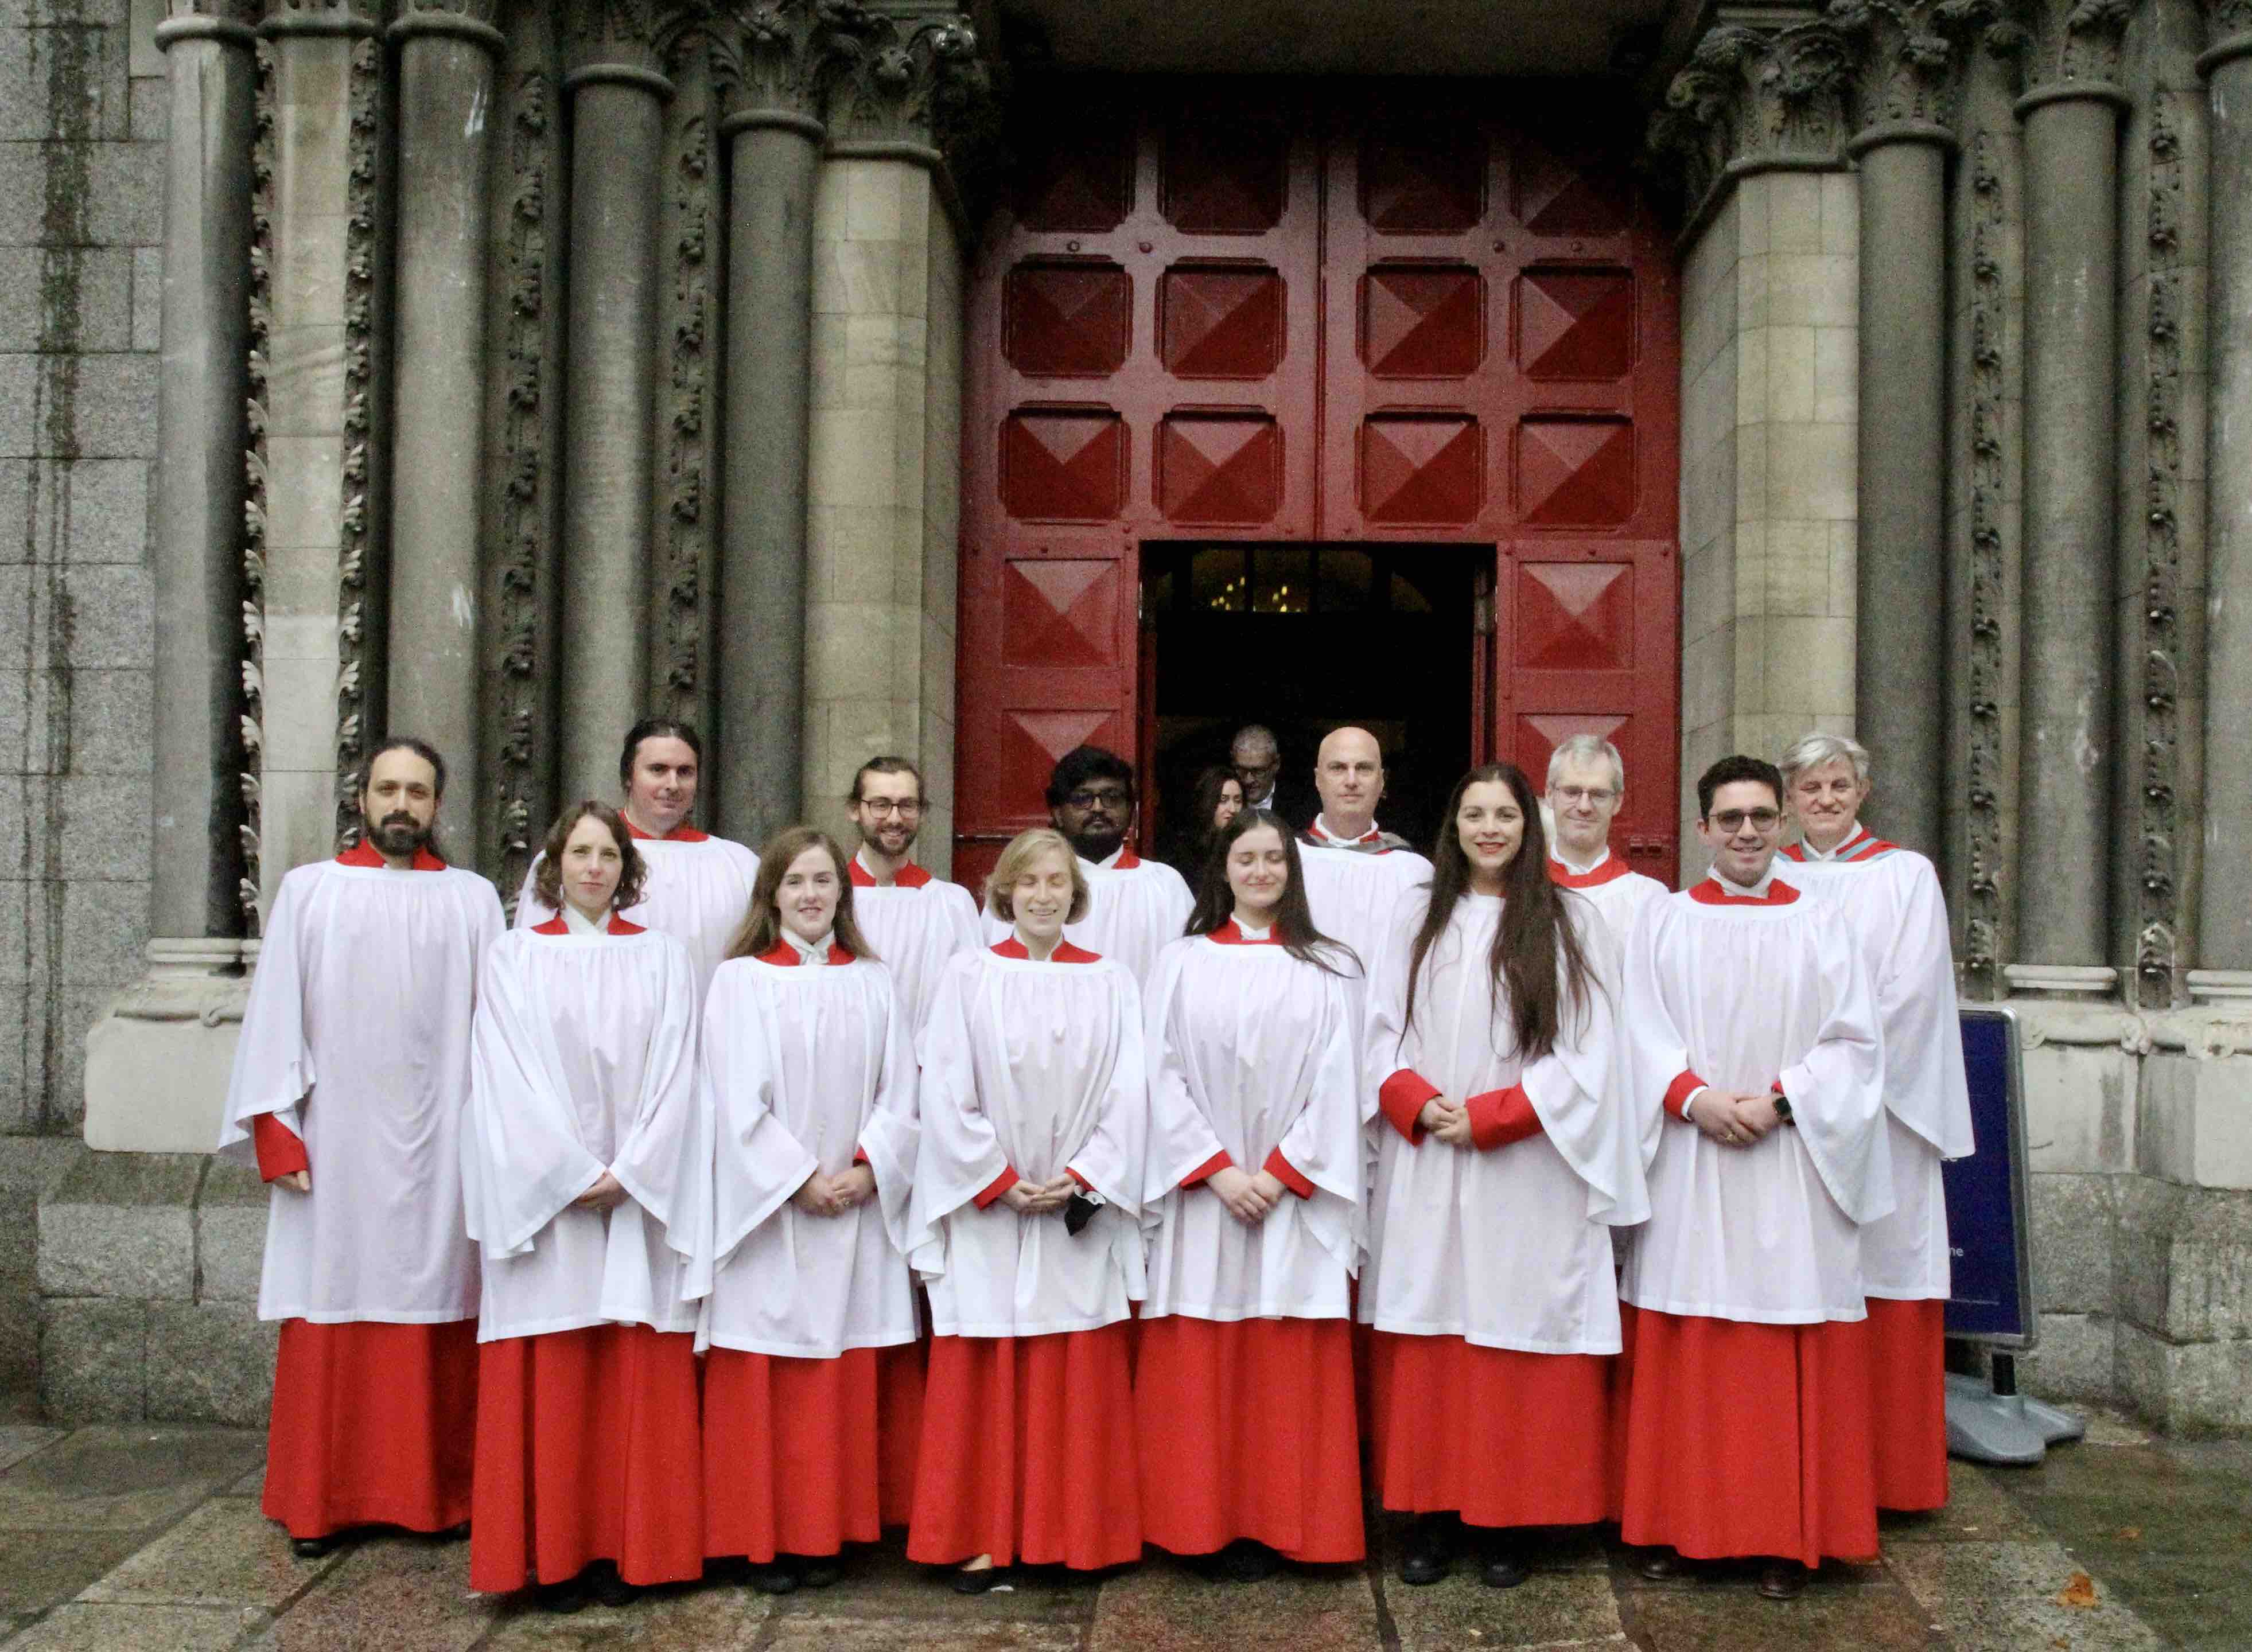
left=82, top=940, right=255, bottom=1154
left=2004, top=963, right=2119, bottom=1000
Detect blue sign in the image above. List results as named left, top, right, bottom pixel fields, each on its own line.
left=1942, top=1007, right=2034, bottom=1347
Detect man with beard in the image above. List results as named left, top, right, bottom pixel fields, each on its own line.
left=515, top=717, right=759, bottom=992
left=1295, top=726, right=1432, bottom=985
left=989, top=745, right=1191, bottom=988
left=1542, top=733, right=1667, bottom=952
left=219, top=737, right=504, bottom=1557
left=845, top=755, right=983, bottom=1032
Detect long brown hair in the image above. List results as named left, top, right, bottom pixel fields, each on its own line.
left=726, top=827, right=877, bottom=962
left=1401, top=763, right=1598, bottom=1061
left=533, top=801, right=648, bottom=915
left=1186, top=808, right=1357, bottom=977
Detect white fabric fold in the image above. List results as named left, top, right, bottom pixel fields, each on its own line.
left=853, top=875, right=985, bottom=1033
left=516, top=833, right=761, bottom=994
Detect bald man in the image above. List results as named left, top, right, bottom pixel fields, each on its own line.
left=1295, top=726, right=1431, bottom=982
left=1303, top=727, right=1413, bottom=853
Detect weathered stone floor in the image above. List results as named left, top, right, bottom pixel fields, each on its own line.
left=0, top=1406, right=2239, bottom=1651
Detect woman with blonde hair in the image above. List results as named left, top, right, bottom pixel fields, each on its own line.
left=693, top=826, right=923, bottom=1595
left=904, top=827, right=1149, bottom=1591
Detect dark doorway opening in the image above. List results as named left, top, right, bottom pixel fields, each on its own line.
left=1142, top=542, right=1484, bottom=875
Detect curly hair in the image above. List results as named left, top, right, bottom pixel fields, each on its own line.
left=533, top=801, right=649, bottom=917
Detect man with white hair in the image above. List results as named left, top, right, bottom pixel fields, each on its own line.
left=1542, top=734, right=1667, bottom=951
left=1778, top=730, right=1973, bottom=1515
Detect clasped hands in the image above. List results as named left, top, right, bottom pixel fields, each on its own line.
left=790, top=1164, right=878, bottom=1217
left=1417, top=1096, right=1480, bottom=1147
left=1000, top=1174, right=1081, bottom=1217
left=1207, top=1164, right=1288, bottom=1225
left=1689, top=1090, right=1784, bottom=1148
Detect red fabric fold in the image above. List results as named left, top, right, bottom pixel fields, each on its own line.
left=252, top=1113, right=309, bottom=1182
left=1135, top=1316, right=1363, bottom=1562
left=1865, top=1297, right=1949, bottom=1511
left=1262, top=1146, right=1315, bottom=1198
left=1378, top=1069, right=1440, bottom=1143
left=990, top=938, right=1102, bottom=964
left=262, top=1319, right=478, bottom=1540
left=1181, top=1150, right=1232, bottom=1188
left=973, top=1166, right=1018, bottom=1209
left=1465, top=1085, right=1542, bottom=1151
left=1662, top=1069, right=1707, bottom=1121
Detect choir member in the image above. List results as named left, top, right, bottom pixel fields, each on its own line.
left=986, top=745, right=1192, bottom=989
left=1164, top=763, right=1244, bottom=872
left=1230, top=723, right=1282, bottom=812
left=1542, top=733, right=1667, bottom=950
left=465, top=801, right=705, bottom=1611
left=1779, top=731, right=1973, bottom=1514
left=1139, top=808, right=1367, bottom=1579
left=1302, top=724, right=1416, bottom=852
left=515, top=717, right=759, bottom=991
left=843, top=756, right=983, bottom=1032
left=217, top=738, right=501, bottom=1557
left=908, top=827, right=1149, bottom=1590
left=1619, top=755, right=1889, bottom=1600
left=1363, top=763, right=1646, bottom=1588
left=1296, top=727, right=1433, bottom=987
left=695, top=826, right=924, bottom=1593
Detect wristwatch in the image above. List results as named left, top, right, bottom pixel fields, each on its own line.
left=1772, top=1088, right=1795, bottom=1125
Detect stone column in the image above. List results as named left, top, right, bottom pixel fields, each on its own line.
left=2011, top=3, right=2131, bottom=974
left=1836, top=5, right=1963, bottom=856
left=2200, top=11, right=2252, bottom=976
left=385, top=0, right=501, bottom=819
left=557, top=13, right=671, bottom=800
left=802, top=10, right=985, bottom=844
left=81, top=1, right=263, bottom=1154
left=715, top=3, right=829, bottom=843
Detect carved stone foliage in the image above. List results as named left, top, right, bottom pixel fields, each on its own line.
left=2137, top=101, right=2186, bottom=1004
left=1962, top=128, right=2010, bottom=989
left=1645, top=21, right=1853, bottom=219
left=333, top=33, right=380, bottom=849
left=821, top=6, right=987, bottom=147
left=709, top=0, right=840, bottom=116
left=2001, top=0, right=2136, bottom=90
left=239, top=38, right=277, bottom=934
left=562, top=0, right=670, bottom=69
left=398, top=0, right=499, bottom=17
left=658, top=84, right=712, bottom=724
left=1827, top=0, right=1973, bottom=128
left=2214, top=1, right=2252, bottom=42
left=166, top=0, right=262, bottom=22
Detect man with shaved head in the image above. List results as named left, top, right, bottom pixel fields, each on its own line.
left=1295, top=726, right=1431, bottom=984
left=1304, top=727, right=1413, bottom=853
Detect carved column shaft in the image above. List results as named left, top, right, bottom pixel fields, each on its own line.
left=386, top=5, right=501, bottom=826
left=558, top=51, right=672, bottom=800
left=150, top=10, right=258, bottom=938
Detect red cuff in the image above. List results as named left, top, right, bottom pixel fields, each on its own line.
left=973, top=1166, right=1018, bottom=1209
left=1379, top=1069, right=1441, bottom=1143
left=1181, top=1150, right=1233, bottom=1188
left=252, top=1114, right=309, bottom=1182
left=1465, top=1085, right=1543, bottom=1151
left=1663, top=1070, right=1708, bottom=1121
left=1262, top=1146, right=1315, bottom=1199
left=1065, top=1167, right=1091, bottom=1191
left=853, top=1145, right=874, bottom=1185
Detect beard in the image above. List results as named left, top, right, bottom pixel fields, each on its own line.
left=367, top=810, right=431, bottom=857
left=1066, top=823, right=1126, bottom=863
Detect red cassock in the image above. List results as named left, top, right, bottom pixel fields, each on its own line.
left=218, top=843, right=502, bottom=1542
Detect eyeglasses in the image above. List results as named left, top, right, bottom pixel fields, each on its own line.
left=1709, top=809, right=1782, bottom=832
left=1553, top=786, right=1617, bottom=805
left=860, top=798, right=923, bottom=817
left=1065, top=789, right=1131, bottom=811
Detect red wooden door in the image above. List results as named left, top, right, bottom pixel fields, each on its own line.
left=956, top=80, right=1679, bottom=890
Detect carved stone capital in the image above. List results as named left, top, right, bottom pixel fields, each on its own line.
left=2001, top=0, right=2137, bottom=99
left=392, top=0, right=503, bottom=46
left=820, top=6, right=988, bottom=149
left=2199, top=0, right=2252, bottom=75
left=1829, top=0, right=1974, bottom=133
left=711, top=0, right=835, bottom=126
left=257, top=0, right=382, bottom=36
left=157, top=0, right=261, bottom=48
left=562, top=0, right=674, bottom=79
left=1646, top=20, right=1854, bottom=225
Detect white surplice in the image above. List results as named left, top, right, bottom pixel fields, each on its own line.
left=462, top=921, right=702, bottom=1341
left=1296, top=841, right=1432, bottom=984
left=1783, top=828, right=1974, bottom=1300
left=904, top=946, right=1149, bottom=1338
left=849, top=854, right=986, bottom=1035
left=692, top=948, right=920, bottom=1357
left=1547, top=847, right=1670, bottom=954
left=1360, top=890, right=1645, bottom=1354
left=1618, top=871, right=1890, bottom=1325
left=218, top=855, right=503, bottom=1324
left=1141, top=929, right=1364, bottom=1322
left=516, top=830, right=760, bottom=994
left=985, top=848, right=1193, bottom=989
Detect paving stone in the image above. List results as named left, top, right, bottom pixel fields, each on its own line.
left=1874, top=1467, right=2045, bottom=1544
left=222, top=1460, right=265, bottom=1500
left=0, top=1432, right=61, bottom=1476
left=240, top=1532, right=493, bottom=1652
left=1386, top=1567, right=1625, bottom=1650
left=76, top=1486, right=333, bottom=1610
left=1615, top=1577, right=1936, bottom=1651
left=765, top=1539, right=1102, bottom=1624
left=0, top=1527, right=148, bottom=1618
left=143, top=1303, right=275, bottom=1429
left=475, top=1583, right=769, bottom=1649
left=1, top=1602, right=260, bottom=1651
left=763, top=1614, right=1084, bottom=1652
left=1087, top=1554, right=1378, bottom=1650
left=1885, top=1538, right=2167, bottom=1649
left=0, top=1424, right=260, bottom=1532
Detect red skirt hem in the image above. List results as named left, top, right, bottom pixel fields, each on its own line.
left=1620, top=1310, right=1877, bottom=1567
left=1134, top=1315, right=1363, bottom=1563
left=702, top=1342, right=925, bottom=1560
left=261, top=1318, right=479, bottom=1541
left=906, top=1326, right=1141, bottom=1571
left=468, top=1324, right=705, bottom=1591
left=1368, top=1331, right=1612, bottom=1530
left=1866, top=1296, right=1949, bottom=1511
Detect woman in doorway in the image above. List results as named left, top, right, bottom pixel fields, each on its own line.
left=904, top=828, right=1149, bottom=1591
left=1168, top=765, right=1246, bottom=874
left=695, top=827, right=923, bottom=1595
left=1360, top=764, right=1647, bottom=1588
left=1138, top=808, right=1367, bottom=1579
left=463, top=802, right=705, bottom=1611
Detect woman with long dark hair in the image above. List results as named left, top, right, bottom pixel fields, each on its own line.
left=693, top=827, right=923, bottom=1594
left=1360, top=763, right=1647, bottom=1588
left=1137, top=808, right=1367, bottom=1579
left=1169, top=765, right=1246, bottom=871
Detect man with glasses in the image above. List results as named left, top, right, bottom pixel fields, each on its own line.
left=1616, top=755, right=1889, bottom=1601
left=1542, top=733, right=1667, bottom=950
left=997, top=744, right=1191, bottom=988
left=846, top=755, right=983, bottom=1032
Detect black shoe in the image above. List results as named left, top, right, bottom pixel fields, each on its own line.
left=535, top=1576, right=588, bottom=1614
left=289, top=1536, right=336, bottom=1560
left=438, top=1522, right=470, bottom=1543
left=951, top=1563, right=1013, bottom=1594
left=750, top=1563, right=799, bottom=1596
left=1222, top=1540, right=1282, bottom=1583
left=1635, top=1546, right=1683, bottom=1581
left=1758, top=1559, right=1808, bottom=1600
left=789, top=1553, right=841, bottom=1589
left=1479, top=1540, right=1528, bottom=1589
left=586, top=1561, right=636, bottom=1609
left=1398, top=1514, right=1451, bottom=1585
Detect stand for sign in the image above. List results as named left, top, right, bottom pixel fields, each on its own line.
left=1944, top=1008, right=2084, bottom=1466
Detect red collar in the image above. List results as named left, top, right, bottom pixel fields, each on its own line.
left=754, top=939, right=856, bottom=966
left=993, top=937, right=1102, bottom=963
left=1782, top=826, right=1897, bottom=864
left=624, top=819, right=709, bottom=843
left=849, top=854, right=932, bottom=889
left=337, top=840, right=446, bottom=871
left=1309, top=817, right=1383, bottom=847
left=1689, top=877, right=1800, bottom=907
left=1548, top=855, right=1629, bottom=890
left=531, top=913, right=645, bottom=935
left=1208, top=919, right=1281, bottom=946
left=1094, top=847, right=1141, bottom=871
